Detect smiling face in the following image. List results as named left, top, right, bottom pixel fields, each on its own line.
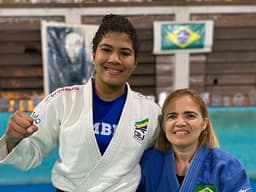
left=162, top=95, right=208, bottom=151
left=93, top=32, right=136, bottom=97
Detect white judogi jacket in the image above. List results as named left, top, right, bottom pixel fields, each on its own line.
left=0, top=79, right=161, bottom=192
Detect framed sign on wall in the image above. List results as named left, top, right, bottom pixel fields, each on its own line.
left=41, top=21, right=98, bottom=95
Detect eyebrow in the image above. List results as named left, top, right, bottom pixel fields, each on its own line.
left=184, top=111, right=199, bottom=117
left=166, top=111, right=198, bottom=115
left=184, top=111, right=197, bottom=114
left=99, top=43, right=133, bottom=52
left=98, top=43, right=111, bottom=48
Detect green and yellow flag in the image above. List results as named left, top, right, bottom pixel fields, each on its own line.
left=153, top=21, right=213, bottom=54
left=162, top=23, right=204, bottom=49
left=195, top=184, right=216, bottom=192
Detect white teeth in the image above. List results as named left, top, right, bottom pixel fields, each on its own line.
left=109, top=68, right=119, bottom=72
left=106, top=68, right=121, bottom=75
left=174, top=130, right=189, bottom=136
left=106, top=67, right=121, bottom=72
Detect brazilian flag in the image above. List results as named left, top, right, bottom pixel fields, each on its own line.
left=161, top=23, right=205, bottom=50
left=135, top=118, right=149, bottom=129
left=195, top=184, right=216, bottom=192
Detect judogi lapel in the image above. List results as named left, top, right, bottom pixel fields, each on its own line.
left=75, top=80, right=145, bottom=192
left=157, top=146, right=210, bottom=192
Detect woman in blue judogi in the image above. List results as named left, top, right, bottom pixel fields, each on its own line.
left=137, top=88, right=252, bottom=192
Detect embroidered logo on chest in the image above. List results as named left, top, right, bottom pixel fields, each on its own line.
left=195, top=184, right=216, bottom=192
left=133, top=118, right=149, bottom=143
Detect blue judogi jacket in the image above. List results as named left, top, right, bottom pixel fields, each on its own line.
left=137, top=146, right=252, bottom=192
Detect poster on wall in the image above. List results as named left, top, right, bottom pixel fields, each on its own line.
left=153, top=20, right=214, bottom=54
left=41, top=21, right=98, bottom=95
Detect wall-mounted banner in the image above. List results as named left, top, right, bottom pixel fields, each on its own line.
left=41, top=21, right=98, bottom=95
left=153, top=20, right=214, bottom=54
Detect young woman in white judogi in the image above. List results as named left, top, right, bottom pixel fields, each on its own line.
left=0, top=14, right=160, bottom=192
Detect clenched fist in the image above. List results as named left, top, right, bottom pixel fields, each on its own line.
left=5, top=111, right=38, bottom=152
